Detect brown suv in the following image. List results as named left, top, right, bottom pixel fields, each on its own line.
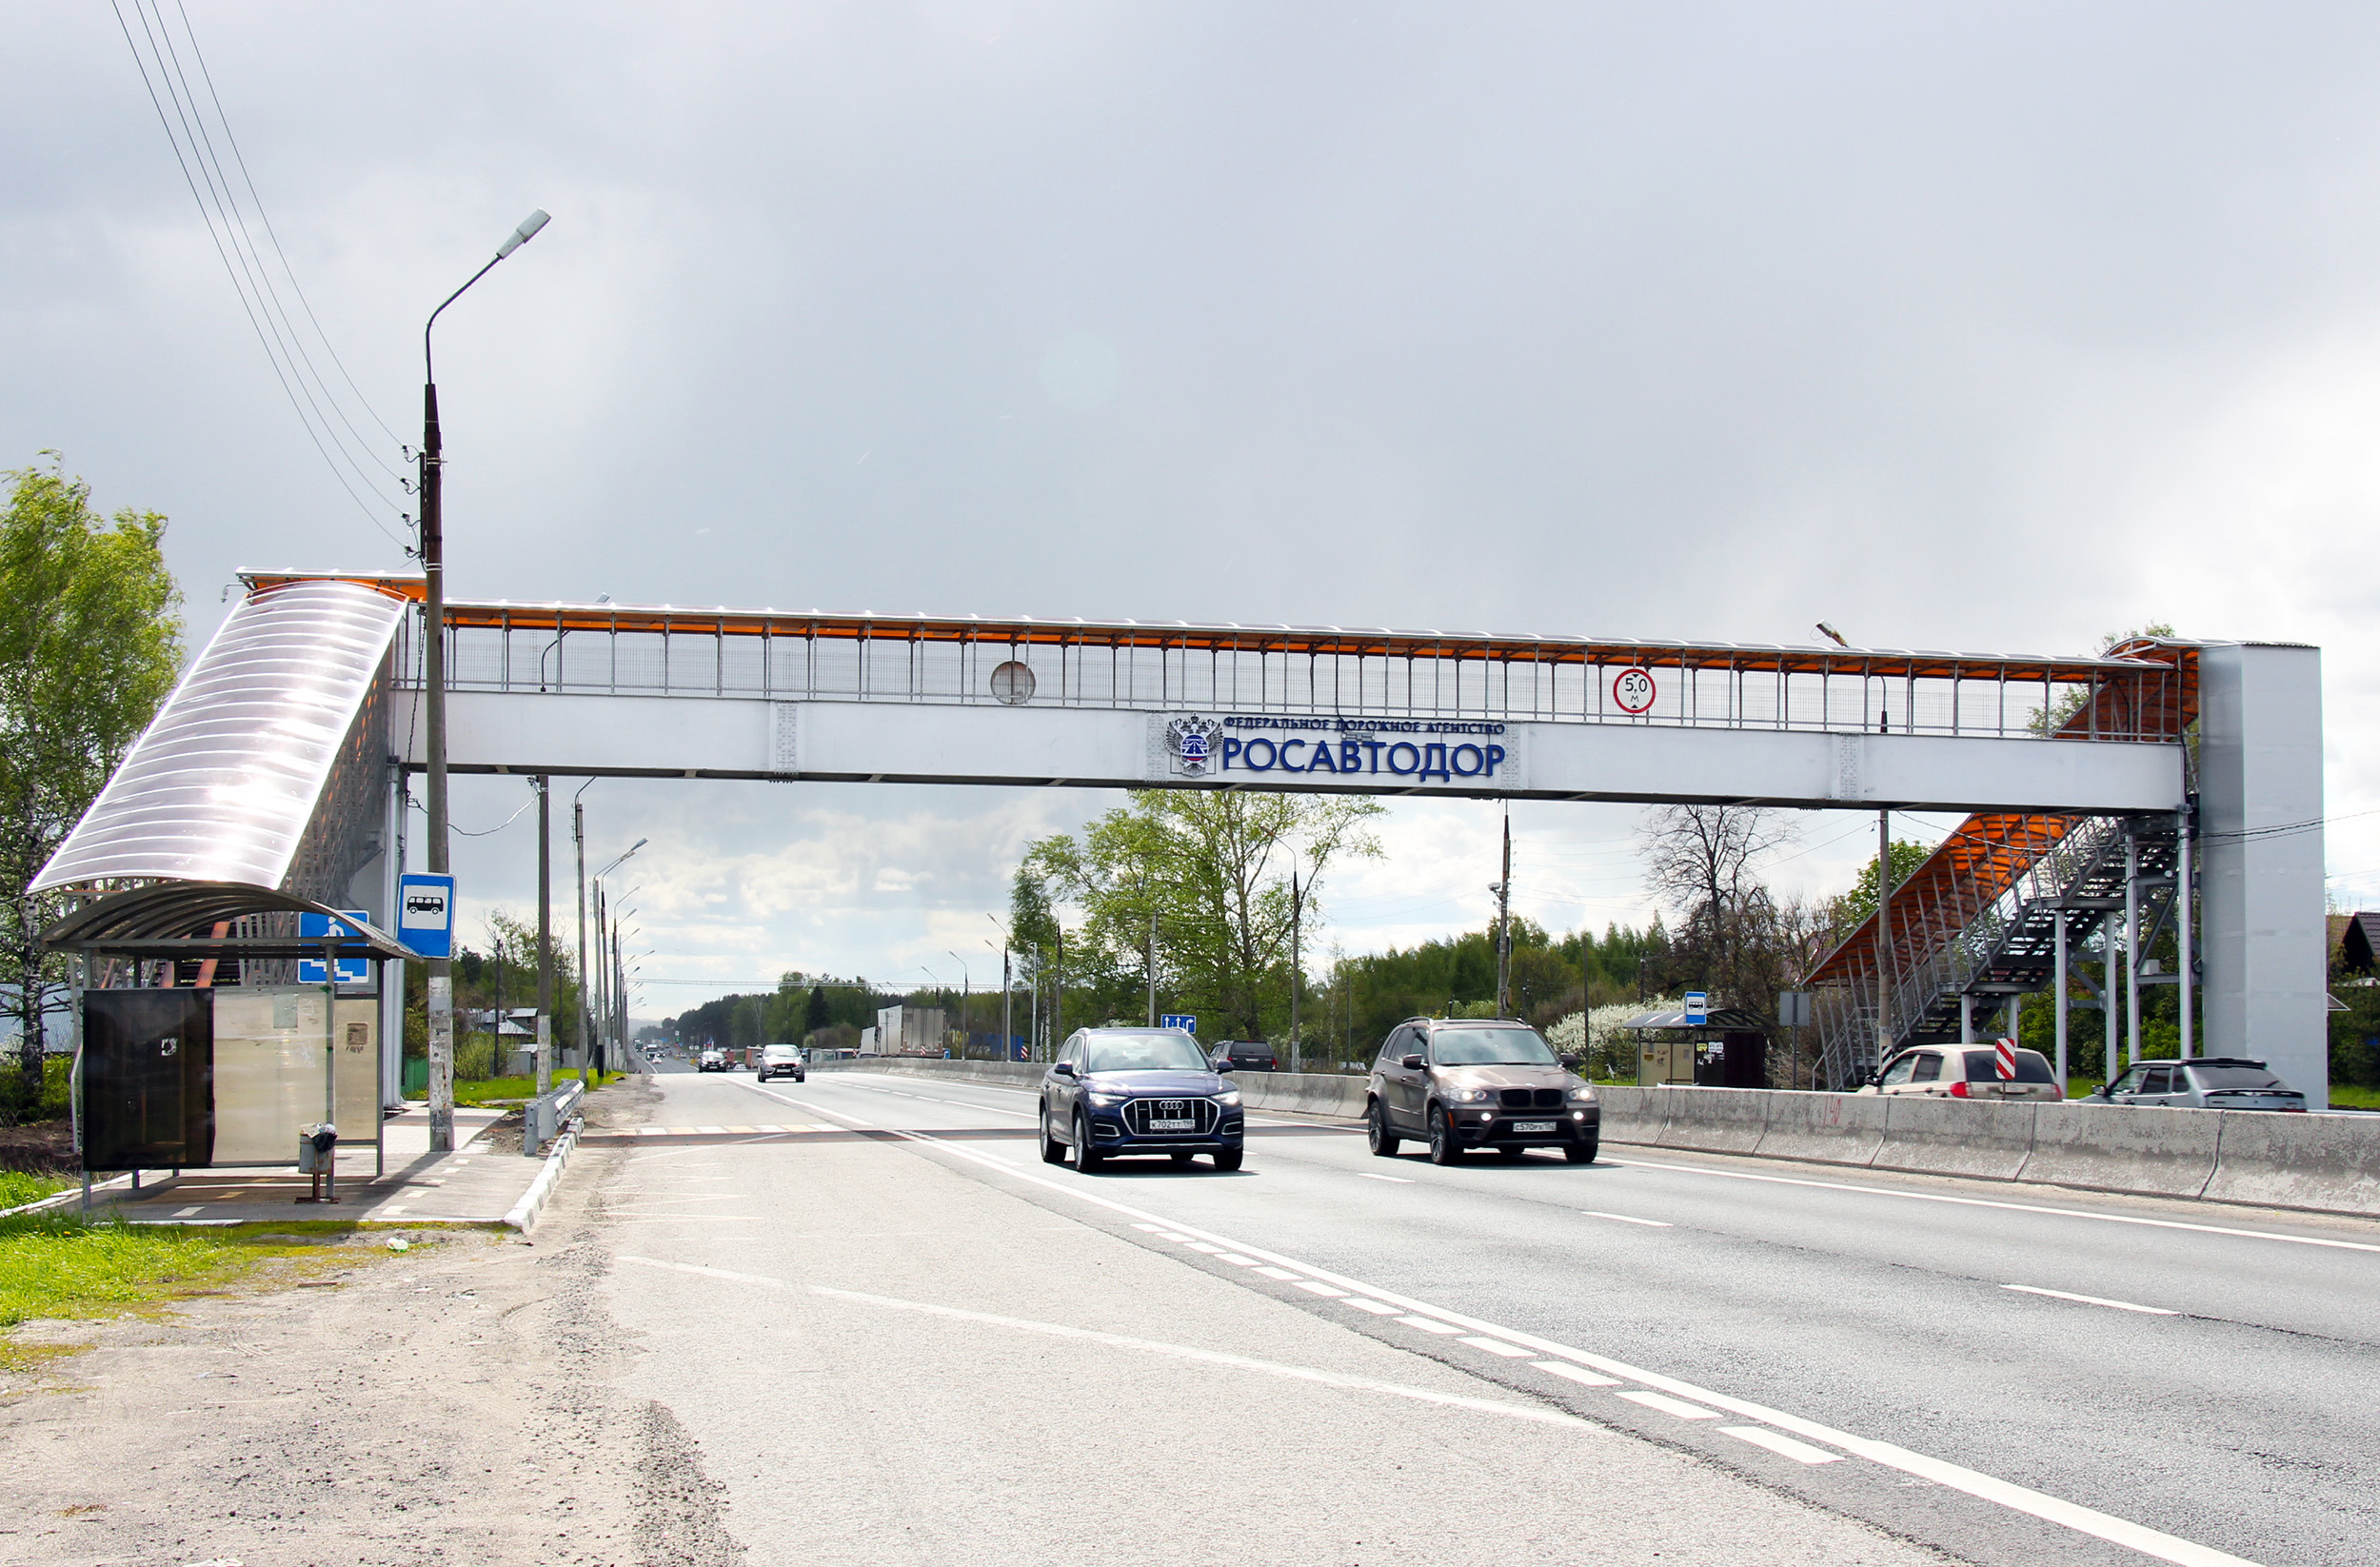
left=1365, top=1018, right=1599, bottom=1165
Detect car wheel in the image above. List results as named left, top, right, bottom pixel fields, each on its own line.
left=1212, top=1147, right=1243, bottom=1172
left=1565, top=1138, right=1597, bottom=1164
left=1427, top=1107, right=1462, bottom=1165
left=1071, top=1112, right=1103, bottom=1173
left=1040, top=1104, right=1065, bottom=1164
left=1366, top=1101, right=1400, bottom=1159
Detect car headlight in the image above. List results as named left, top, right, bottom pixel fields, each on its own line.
left=1084, top=1091, right=1128, bottom=1108
left=1448, top=1086, right=1492, bottom=1104
left=1215, top=1090, right=1242, bottom=1107
left=1567, top=1084, right=1597, bottom=1103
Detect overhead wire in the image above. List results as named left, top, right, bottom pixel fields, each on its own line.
left=109, top=0, right=413, bottom=555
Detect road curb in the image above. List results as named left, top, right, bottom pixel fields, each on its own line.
left=0, top=1173, right=133, bottom=1220
left=504, top=1116, right=584, bottom=1234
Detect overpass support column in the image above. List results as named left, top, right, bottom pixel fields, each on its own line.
left=2197, top=644, right=2327, bottom=1105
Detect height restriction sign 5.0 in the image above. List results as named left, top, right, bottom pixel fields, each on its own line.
left=1613, top=667, right=1657, bottom=714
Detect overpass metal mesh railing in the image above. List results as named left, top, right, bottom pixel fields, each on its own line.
left=390, top=608, right=2193, bottom=744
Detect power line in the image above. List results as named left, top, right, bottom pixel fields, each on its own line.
left=109, top=0, right=412, bottom=554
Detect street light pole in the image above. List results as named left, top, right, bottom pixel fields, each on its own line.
left=948, top=952, right=970, bottom=1057
left=420, top=208, right=549, bottom=1153
left=535, top=776, right=552, bottom=1097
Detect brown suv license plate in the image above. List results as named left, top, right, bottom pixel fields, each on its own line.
left=1511, top=1120, right=1557, bottom=1134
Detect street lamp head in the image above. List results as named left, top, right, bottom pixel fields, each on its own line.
left=496, top=209, right=551, bottom=260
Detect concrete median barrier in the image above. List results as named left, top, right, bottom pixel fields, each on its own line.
left=1874, top=1096, right=2037, bottom=1180
left=1594, top=1086, right=1665, bottom=1141
left=2203, top=1112, right=2380, bottom=1216
left=1753, top=1090, right=1889, bottom=1167
left=2019, top=1104, right=2218, bottom=1199
left=1654, top=1086, right=1771, bottom=1155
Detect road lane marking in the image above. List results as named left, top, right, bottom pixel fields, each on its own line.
left=1254, top=1266, right=1303, bottom=1280
left=1580, top=1210, right=1673, bottom=1227
left=1184, top=1241, right=1223, bottom=1254
left=1342, top=1299, right=1399, bottom=1315
left=1295, top=1281, right=1350, bottom=1298
left=1606, top=1156, right=2380, bottom=1257
left=1459, top=1337, right=1534, bottom=1358
left=732, top=1081, right=876, bottom=1128
left=614, top=1257, right=1589, bottom=1431
left=1722, top=1426, right=1844, bottom=1464
left=1616, top=1389, right=1722, bottom=1420
left=1359, top=1173, right=1415, bottom=1183
left=1131, top=1223, right=1162, bottom=1232
left=1396, top=1316, right=1465, bottom=1335
left=2003, top=1284, right=2178, bottom=1316
left=883, top=1122, right=2267, bottom=1567
left=1156, top=1231, right=1191, bottom=1242
left=1217, top=1254, right=1259, bottom=1266
left=1532, top=1360, right=1620, bottom=1387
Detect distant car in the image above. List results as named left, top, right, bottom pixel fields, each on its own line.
left=2087, top=1057, right=2307, bottom=1112
left=756, top=1043, right=806, bottom=1082
left=1858, top=1044, right=2063, bottom=1101
left=1041, top=1027, right=1245, bottom=1173
left=1365, top=1018, right=1598, bottom=1165
left=1212, top=1041, right=1278, bottom=1072
left=697, top=1048, right=728, bottom=1073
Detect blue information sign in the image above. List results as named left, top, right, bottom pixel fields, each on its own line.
left=1684, top=991, right=1709, bottom=1026
left=1160, top=1013, right=1198, bottom=1034
left=298, top=909, right=371, bottom=985
left=397, top=873, right=456, bottom=959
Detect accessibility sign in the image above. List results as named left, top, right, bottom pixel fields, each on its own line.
left=398, top=873, right=456, bottom=959
left=298, top=909, right=371, bottom=985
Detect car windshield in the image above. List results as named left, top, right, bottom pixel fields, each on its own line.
left=764, top=1046, right=797, bottom=1057
left=1431, top=1027, right=1558, bottom=1066
left=2189, top=1065, right=2287, bottom=1091
left=1962, top=1049, right=2056, bottom=1084
left=1081, top=1033, right=1210, bottom=1074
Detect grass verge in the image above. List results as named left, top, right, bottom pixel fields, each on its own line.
left=439, top=1066, right=623, bottom=1107
left=0, top=1216, right=379, bottom=1366
left=0, top=1172, right=75, bottom=1211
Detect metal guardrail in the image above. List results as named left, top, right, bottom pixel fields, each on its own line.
left=524, top=1079, right=585, bottom=1155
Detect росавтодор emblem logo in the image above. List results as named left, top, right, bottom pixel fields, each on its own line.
left=1164, top=715, right=1222, bottom=776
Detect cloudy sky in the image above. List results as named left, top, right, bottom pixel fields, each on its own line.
left=10, top=3, right=2380, bottom=1018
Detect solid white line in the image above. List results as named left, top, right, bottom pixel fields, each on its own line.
left=735, top=1081, right=877, bottom=1128
left=613, top=1256, right=1587, bottom=1430
left=2002, top=1284, right=2179, bottom=1316
left=1721, top=1426, right=1845, bottom=1465
left=1580, top=1209, right=1673, bottom=1227
left=1359, top=1173, right=1415, bottom=1183
left=1616, top=1389, right=1721, bottom=1420
left=1605, top=1156, right=2380, bottom=1256
left=881, top=1122, right=2265, bottom=1567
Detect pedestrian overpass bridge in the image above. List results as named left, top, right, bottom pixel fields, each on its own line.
left=33, top=571, right=2327, bottom=1102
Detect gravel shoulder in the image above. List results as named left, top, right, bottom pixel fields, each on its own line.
left=0, top=1076, right=740, bottom=1567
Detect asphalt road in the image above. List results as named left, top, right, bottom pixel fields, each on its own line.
left=602, top=1061, right=2380, bottom=1566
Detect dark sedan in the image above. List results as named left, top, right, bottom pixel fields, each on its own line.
left=1040, top=1027, right=1246, bottom=1173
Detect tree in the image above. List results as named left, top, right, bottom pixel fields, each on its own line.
left=1827, top=839, right=1933, bottom=936
left=1020, top=789, right=1383, bottom=1042
left=0, top=458, right=182, bottom=1090
left=2029, top=623, right=2177, bottom=735
left=1637, top=803, right=1796, bottom=1010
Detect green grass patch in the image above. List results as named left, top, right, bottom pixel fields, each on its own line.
left=0, top=1216, right=342, bottom=1333
left=440, top=1066, right=621, bottom=1107
left=0, top=1172, right=73, bottom=1211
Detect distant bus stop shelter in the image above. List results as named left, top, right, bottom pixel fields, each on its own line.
left=1619, top=1007, right=1774, bottom=1089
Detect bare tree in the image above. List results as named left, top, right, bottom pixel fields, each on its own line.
left=1637, top=804, right=1797, bottom=1010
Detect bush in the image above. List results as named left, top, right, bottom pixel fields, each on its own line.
left=0, top=1059, right=72, bottom=1127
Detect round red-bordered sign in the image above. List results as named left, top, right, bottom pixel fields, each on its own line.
left=1612, top=666, right=1657, bottom=715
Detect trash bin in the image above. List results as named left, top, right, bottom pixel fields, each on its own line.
left=297, top=1122, right=340, bottom=1202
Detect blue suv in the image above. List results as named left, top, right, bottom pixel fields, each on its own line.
left=1040, top=1027, right=1246, bottom=1173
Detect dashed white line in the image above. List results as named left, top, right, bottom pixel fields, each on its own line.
left=1253, top=1266, right=1303, bottom=1281
left=1458, top=1337, right=1535, bottom=1358
left=1184, top=1241, right=1223, bottom=1254
left=1342, top=1299, right=1399, bottom=1316
left=1722, top=1425, right=1845, bottom=1464
left=2002, top=1284, right=2178, bottom=1316
left=1532, top=1360, right=1620, bottom=1387
left=1580, top=1210, right=1673, bottom=1227
left=1217, top=1254, right=1259, bottom=1266
left=1396, top=1316, right=1465, bottom=1335
left=1616, top=1389, right=1722, bottom=1420
left=1295, top=1281, right=1350, bottom=1298
left=1359, top=1173, right=1415, bottom=1183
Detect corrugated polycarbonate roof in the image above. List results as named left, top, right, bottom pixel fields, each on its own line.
left=31, top=579, right=407, bottom=893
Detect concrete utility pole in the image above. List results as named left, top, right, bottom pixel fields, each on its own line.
left=419, top=208, right=549, bottom=1155
left=573, top=790, right=589, bottom=1079
left=1288, top=867, right=1304, bottom=1071
left=1146, top=909, right=1158, bottom=1028
left=536, top=777, right=553, bottom=1097
left=1493, top=808, right=1514, bottom=1018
